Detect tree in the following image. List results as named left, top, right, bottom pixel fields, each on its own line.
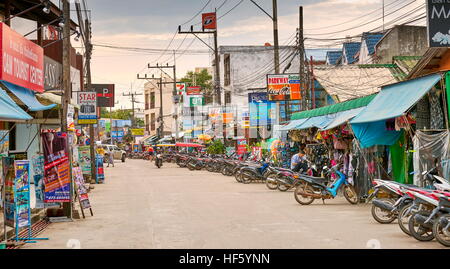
left=180, top=69, right=213, bottom=104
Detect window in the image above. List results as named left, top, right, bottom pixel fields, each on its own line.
left=224, top=54, right=231, bottom=86
left=150, top=92, right=156, bottom=109
left=145, top=114, right=149, bottom=131
left=225, top=91, right=231, bottom=104
left=145, top=94, right=149, bottom=110
left=151, top=113, right=156, bottom=131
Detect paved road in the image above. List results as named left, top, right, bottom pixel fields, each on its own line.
left=25, top=159, right=445, bottom=249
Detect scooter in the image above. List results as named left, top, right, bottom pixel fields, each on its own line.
left=294, top=165, right=358, bottom=205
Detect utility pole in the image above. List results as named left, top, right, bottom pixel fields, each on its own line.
left=61, top=0, right=73, bottom=219
left=272, top=0, right=280, bottom=74
left=299, top=6, right=306, bottom=111
left=178, top=16, right=221, bottom=105
left=173, top=51, right=179, bottom=140
left=122, top=91, right=143, bottom=129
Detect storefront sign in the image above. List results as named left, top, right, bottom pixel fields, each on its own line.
left=0, top=22, right=44, bottom=92
left=186, top=86, right=201, bottom=95
left=0, top=130, right=9, bottom=154
left=267, top=74, right=302, bottom=101
left=32, top=154, right=57, bottom=208
left=176, top=82, right=187, bottom=95
left=77, top=91, right=97, bottom=124
left=93, top=84, right=115, bottom=107
left=78, top=146, right=91, bottom=175
left=41, top=131, right=70, bottom=202
left=237, top=139, right=247, bottom=155
left=189, top=96, right=204, bottom=107
left=202, top=12, right=217, bottom=30
left=3, top=157, right=15, bottom=227
left=96, top=155, right=104, bottom=184
left=44, top=56, right=61, bottom=90
left=427, top=0, right=450, bottom=47
left=131, top=129, right=145, bottom=136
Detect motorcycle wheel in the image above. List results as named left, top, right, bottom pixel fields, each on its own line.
left=371, top=198, right=397, bottom=224
left=221, top=166, right=228, bottom=176
left=294, top=184, right=315, bottom=205
left=433, top=214, right=450, bottom=247
left=408, top=211, right=435, bottom=241
left=235, top=170, right=243, bottom=183
left=265, top=173, right=278, bottom=190
left=241, top=171, right=253, bottom=184
left=343, top=185, right=358, bottom=205
left=277, top=177, right=291, bottom=192
left=206, top=164, right=215, bottom=172
left=398, top=203, right=414, bottom=236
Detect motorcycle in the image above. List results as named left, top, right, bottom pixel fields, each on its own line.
left=155, top=153, right=163, bottom=168
left=294, top=165, right=358, bottom=205
left=432, top=194, right=450, bottom=247
left=239, top=160, right=271, bottom=184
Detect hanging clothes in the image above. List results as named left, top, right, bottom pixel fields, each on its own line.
left=390, top=132, right=408, bottom=184
left=413, top=130, right=450, bottom=186
left=429, top=90, right=445, bottom=130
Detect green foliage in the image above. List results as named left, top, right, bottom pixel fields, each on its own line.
left=207, top=139, right=226, bottom=155
left=101, top=108, right=133, bottom=120
left=180, top=69, right=213, bottom=104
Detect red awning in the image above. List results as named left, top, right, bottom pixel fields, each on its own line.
left=175, top=143, right=205, bottom=148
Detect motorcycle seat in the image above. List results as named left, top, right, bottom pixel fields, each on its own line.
left=300, top=175, right=330, bottom=184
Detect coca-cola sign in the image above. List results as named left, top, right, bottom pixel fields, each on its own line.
left=0, top=22, right=44, bottom=92
left=266, top=74, right=302, bottom=101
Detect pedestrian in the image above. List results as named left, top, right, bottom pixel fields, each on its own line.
left=291, top=149, right=308, bottom=173
left=107, top=147, right=115, bottom=167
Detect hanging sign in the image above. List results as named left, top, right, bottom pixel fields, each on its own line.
left=0, top=22, right=44, bottom=92
left=176, top=82, right=187, bottom=95
left=77, top=91, right=97, bottom=124
left=426, top=0, right=450, bottom=47
left=190, top=96, right=204, bottom=107
left=93, top=84, right=115, bottom=107
left=202, top=12, right=217, bottom=30
left=267, top=74, right=302, bottom=101
left=41, top=131, right=70, bottom=202
left=14, top=160, right=31, bottom=229
left=131, top=129, right=145, bottom=136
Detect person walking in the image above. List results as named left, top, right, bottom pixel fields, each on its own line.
left=107, top=147, right=115, bottom=167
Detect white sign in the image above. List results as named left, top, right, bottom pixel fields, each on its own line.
left=77, top=92, right=97, bottom=124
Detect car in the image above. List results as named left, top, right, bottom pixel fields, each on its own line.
left=101, top=144, right=127, bottom=162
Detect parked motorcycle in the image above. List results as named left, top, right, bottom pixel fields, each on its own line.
left=155, top=153, right=163, bottom=168
left=239, top=160, right=271, bottom=184
left=294, top=165, right=358, bottom=205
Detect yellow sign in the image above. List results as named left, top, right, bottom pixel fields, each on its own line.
left=131, top=129, right=145, bottom=136
left=78, top=119, right=97, bottom=124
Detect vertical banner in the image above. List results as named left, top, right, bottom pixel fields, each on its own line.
left=3, top=157, right=15, bottom=227
left=41, top=131, right=70, bottom=202
left=96, top=155, right=104, bottom=184
left=14, top=160, right=30, bottom=229
left=32, top=155, right=45, bottom=208
left=73, top=167, right=91, bottom=209
left=237, top=139, right=247, bottom=155
left=78, top=146, right=92, bottom=175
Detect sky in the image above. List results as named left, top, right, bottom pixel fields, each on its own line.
left=12, top=0, right=426, bottom=108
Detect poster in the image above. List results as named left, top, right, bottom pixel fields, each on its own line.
left=96, top=155, right=104, bottom=184
left=78, top=146, right=91, bottom=174
left=77, top=92, right=97, bottom=124
left=14, top=160, right=30, bottom=229
left=73, top=167, right=91, bottom=209
left=0, top=130, right=9, bottom=154
left=267, top=74, right=302, bottom=101
left=3, top=157, right=15, bottom=227
left=237, top=139, right=247, bottom=155
left=41, top=131, right=70, bottom=202
left=202, top=12, right=217, bottom=30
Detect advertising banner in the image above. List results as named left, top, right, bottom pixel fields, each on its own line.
left=0, top=130, right=9, bottom=154
left=131, top=129, right=145, bottom=136
left=249, top=92, right=276, bottom=127
left=0, top=22, right=44, bottom=92
left=93, top=84, right=115, bottom=107
left=73, top=167, right=91, bottom=209
left=202, top=12, right=217, bottom=30
left=77, top=91, right=97, bottom=124
left=14, top=160, right=30, bottom=229
left=267, top=74, right=302, bottom=101
left=32, top=155, right=45, bottom=208
left=186, top=86, right=201, bottom=95
left=78, top=146, right=91, bottom=174
left=426, top=0, right=450, bottom=47
left=41, top=131, right=70, bottom=202
left=96, top=155, right=105, bottom=184
left=237, top=139, right=247, bottom=155
left=3, top=157, right=15, bottom=227
left=67, top=104, right=75, bottom=131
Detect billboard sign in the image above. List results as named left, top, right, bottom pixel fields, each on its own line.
left=190, top=96, right=204, bottom=107
left=0, top=22, right=44, bottom=92
left=186, top=86, right=201, bottom=95
left=267, top=74, right=302, bottom=101
left=92, top=84, right=115, bottom=107
left=77, top=91, right=97, bottom=124
left=176, top=82, right=187, bottom=95
left=426, top=0, right=450, bottom=47
left=131, top=129, right=145, bottom=136
left=202, top=12, right=217, bottom=30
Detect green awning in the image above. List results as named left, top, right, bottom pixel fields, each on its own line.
left=291, top=94, right=376, bottom=120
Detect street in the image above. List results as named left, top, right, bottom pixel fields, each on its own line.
left=25, top=159, right=445, bottom=249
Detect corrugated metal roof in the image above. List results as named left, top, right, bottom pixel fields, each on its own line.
left=326, top=51, right=343, bottom=65
left=362, top=32, right=384, bottom=55
left=343, top=42, right=361, bottom=64
left=313, top=65, right=402, bottom=102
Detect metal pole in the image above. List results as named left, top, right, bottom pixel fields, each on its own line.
left=213, top=30, right=221, bottom=105
left=299, top=6, right=305, bottom=111
left=159, top=76, right=163, bottom=138
left=110, top=106, right=113, bottom=144
left=310, top=56, right=315, bottom=109
left=61, top=0, right=73, bottom=218
left=273, top=0, right=280, bottom=74
left=173, top=51, right=179, bottom=140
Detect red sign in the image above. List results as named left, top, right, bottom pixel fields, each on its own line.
left=186, top=86, right=201, bottom=95
left=0, top=23, right=44, bottom=92
left=202, top=12, right=217, bottom=30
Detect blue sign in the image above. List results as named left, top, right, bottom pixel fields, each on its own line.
left=249, top=92, right=276, bottom=126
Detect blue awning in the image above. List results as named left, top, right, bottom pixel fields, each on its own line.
left=351, top=73, right=442, bottom=124
left=1, top=81, right=56, bottom=111
left=279, top=119, right=308, bottom=131
left=0, top=87, right=32, bottom=121
left=295, top=114, right=336, bottom=130
left=321, top=107, right=364, bottom=131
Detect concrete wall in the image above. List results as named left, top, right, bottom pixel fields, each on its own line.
left=144, top=79, right=174, bottom=136
left=376, top=26, right=428, bottom=64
